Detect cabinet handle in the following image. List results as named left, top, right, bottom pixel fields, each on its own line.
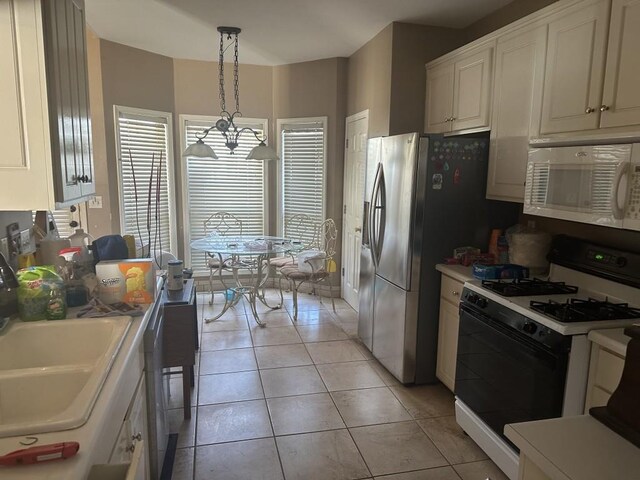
left=445, top=117, right=451, bottom=122
left=452, top=291, right=459, bottom=296
left=450, top=117, right=456, bottom=122
left=131, top=432, right=142, bottom=441
left=585, top=107, right=595, bottom=114
left=600, top=105, right=610, bottom=112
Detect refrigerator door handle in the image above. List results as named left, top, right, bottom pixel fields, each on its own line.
left=362, top=201, right=370, bottom=247
left=371, top=164, right=386, bottom=266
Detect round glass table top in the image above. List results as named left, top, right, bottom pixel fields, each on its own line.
left=190, top=234, right=298, bottom=256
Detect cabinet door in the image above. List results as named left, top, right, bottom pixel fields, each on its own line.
left=487, top=26, right=547, bottom=202
left=451, top=45, right=493, bottom=132
left=600, top=0, right=640, bottom=128
left=0, top=0, right=55, bottom=210
left=540, top=0, right=610, bottom=134
left=436, top=298, right=460, bottom=392
left=42, top=0, right=94, bottom=204
left=425, top=62, right=454, bottom=133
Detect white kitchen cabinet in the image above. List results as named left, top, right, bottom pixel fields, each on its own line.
left=584, top=341, right=626, bottom=412
left=425, top=43, right=494, bottom=134
left=600, top=0, right=640, bottom=128
left=425, top=62, right=454, bottom=134
left=0, top=0, right=95, bottom=211
left=90, top=373, right=149, bottom=480
left=487, top=25, right=547, bottom=202
left=436, top=274, right=464, bottom=391
left=537, top=0, right=640, bottom=135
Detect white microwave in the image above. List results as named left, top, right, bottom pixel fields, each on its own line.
left=523, top=143, right=640, bottom=231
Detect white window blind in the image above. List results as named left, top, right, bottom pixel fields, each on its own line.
left=280, top=119, right=326, bottom=244
left=115, top=108, right=174, bottom=257
left=183, top=118, right=266, bottom=273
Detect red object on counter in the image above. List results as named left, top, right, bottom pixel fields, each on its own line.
left=0, top=442, right=79, bottom=466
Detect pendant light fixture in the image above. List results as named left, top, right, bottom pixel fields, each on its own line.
left=182, top=27, right=279, bottom=161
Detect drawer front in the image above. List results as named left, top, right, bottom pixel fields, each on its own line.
left=441, top=275, right=464, bottom=305
left=595, top=349, right=625, bottom=393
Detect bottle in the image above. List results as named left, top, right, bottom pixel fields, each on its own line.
left=45, top=286, right=67, bottom=320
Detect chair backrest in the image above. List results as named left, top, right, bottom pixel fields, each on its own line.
left=317, top=218, right=337, bottom=259
left=284, top=213, right=317, bottom=249
left=204, top=212, right=243, bottom=237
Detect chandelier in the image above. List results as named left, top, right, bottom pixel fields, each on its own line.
left=182, top=27, right=278, bottom=161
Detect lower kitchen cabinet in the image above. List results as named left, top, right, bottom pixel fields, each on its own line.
left=89, top=373, right=149, bottom=480
left=584, top=330, right=628, bottom=412
left=436, top=274, right=464, bottom=391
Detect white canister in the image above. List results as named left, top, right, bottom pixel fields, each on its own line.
left=167, top=260, right=184, bottom=290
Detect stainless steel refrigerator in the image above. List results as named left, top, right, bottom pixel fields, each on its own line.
left=358, top=133, right=520, bottom=384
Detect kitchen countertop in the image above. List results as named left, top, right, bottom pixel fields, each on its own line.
left=0, top=288, right=159, bottom=479
left=435, top=263, right=475, bottom=283
left=505, top=415, right=640, bottom=480
left=588, top=327, right=631, bottom=357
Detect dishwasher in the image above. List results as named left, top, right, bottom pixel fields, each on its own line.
left=144, top=279, right=170, bottom=479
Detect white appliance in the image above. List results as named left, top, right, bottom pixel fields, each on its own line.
left=524, top=143, right=640, bottom=231
left=454, top=236, right=640, bottom=480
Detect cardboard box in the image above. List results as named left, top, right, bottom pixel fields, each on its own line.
left=96, top=259, right=155, bottom=304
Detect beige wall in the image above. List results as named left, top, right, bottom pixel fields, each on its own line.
left=96, top=40, right=175, bottom=235
left=85, top=28, right=109, bottom=237
left=347, top=25, right=393, bottom=137
left=465, top=0, right=559, bottom=41
left=273, top=58, right=348, bottom=273
left=389, top=23, right=463, bottom=135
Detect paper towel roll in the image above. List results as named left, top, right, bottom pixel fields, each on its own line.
left=37, top=239, right=71, bottom=265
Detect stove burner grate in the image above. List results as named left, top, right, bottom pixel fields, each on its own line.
left=530, top=297, right=640, bottom=323
left=481, top=278, right=579, bottom=297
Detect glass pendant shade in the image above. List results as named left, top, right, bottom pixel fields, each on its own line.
left=182, top=139, right=218, bottom=159
left=247, top=143, right=279, bottom=161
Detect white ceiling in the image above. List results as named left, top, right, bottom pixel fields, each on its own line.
left=85, top=0, right=515, bottom=66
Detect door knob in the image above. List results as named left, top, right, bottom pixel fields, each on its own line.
left=355, top=227, right=362, bottom=233
left=585, top=107, right=595, bottom=114
left=600, top=105, right=610, bottom=112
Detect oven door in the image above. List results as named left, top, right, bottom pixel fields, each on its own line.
left=455, top=304, right=569, bottom=449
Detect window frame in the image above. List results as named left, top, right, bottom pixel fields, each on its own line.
left=179, top=114, right=270, bottom=271
left=276, top=116, right=328, bottom=236
left=113, top=105, right=178, bottom=256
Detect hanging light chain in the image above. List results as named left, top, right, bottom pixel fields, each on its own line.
left=218, top=30, right=226, bottom=114
left=233, top=31, right=240, bottom=114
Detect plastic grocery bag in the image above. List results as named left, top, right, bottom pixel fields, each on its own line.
left=16, top=266, right=65, bottom=321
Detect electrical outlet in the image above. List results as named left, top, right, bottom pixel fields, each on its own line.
left=88, top=195, right=103, bottom=209
left=0, top=238, right=8, bottom=260
left=20, top=229, right=34, bottom=254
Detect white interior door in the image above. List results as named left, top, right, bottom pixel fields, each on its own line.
left=341, top=111, right=368, bottom=310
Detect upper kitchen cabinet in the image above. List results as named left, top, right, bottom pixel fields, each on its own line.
left=487, top=25, right=547, bottom=202
left=600, top=0, right=640, bottom=128
left=425, top=42, right=495, bottom=134
left=541, top=0, right=640, bottom=134
left=0, top=0, right=94, bottom=211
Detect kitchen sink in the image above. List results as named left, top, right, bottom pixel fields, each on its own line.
left=0, top=317, right=132, bottom=438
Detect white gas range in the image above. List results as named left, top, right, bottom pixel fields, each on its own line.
left=453, top=235, right=640, bottom=480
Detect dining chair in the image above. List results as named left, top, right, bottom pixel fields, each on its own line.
left=269, top=213, right=318, bottom=270
left=203, top=212, right=243, bottom=305
left=279, top=218, right=338, bottom=321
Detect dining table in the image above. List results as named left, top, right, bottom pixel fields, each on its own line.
left=190, top=234, right=299, bottom=326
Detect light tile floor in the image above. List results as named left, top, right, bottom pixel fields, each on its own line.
left=168, top=289, right=508, bottom=480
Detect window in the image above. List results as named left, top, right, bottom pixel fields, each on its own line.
left=181, top=115, right=267, bottom=272
left=278, top=117, right=327, bottom=242
left=114, top=106, right=176, bottom=257
left=32, top=208, right=81, bottom=239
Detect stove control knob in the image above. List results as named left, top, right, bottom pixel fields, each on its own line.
left=476, top=298, right=488, bottom=308
left=468, top=294, right=479, bottom=304
left=523, top=322, right=538, bottom=335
